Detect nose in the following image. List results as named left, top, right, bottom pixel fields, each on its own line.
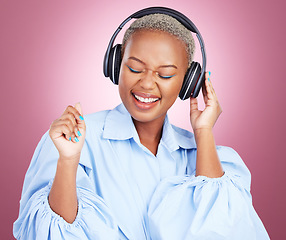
left=139, top=70, right=156, bottom=90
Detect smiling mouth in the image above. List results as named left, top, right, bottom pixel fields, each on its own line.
left=132, top=93, right=160, bottom=104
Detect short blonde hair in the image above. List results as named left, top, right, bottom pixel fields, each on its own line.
left=122, top=13, right=196, bottom=67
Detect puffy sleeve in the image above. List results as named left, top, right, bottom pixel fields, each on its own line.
left=13, top=131, right=119, bottom=240
left=147, top=146, right=270, bottom=240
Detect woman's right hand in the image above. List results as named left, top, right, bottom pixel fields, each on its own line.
left=49, top=102, right=86, bottom=161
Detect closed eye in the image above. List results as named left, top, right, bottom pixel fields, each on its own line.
left=158, top=74, right=176, bottom=79
left=127, top=65, right=142, bottom=73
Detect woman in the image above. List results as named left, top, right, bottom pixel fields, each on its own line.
left=13, top=10, right=269, bottom=240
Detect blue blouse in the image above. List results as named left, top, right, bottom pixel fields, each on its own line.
left=13, top=103, right=270, bottom=239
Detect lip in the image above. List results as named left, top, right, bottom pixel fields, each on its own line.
left=132, top=91, right=160, bottom=99
left=131, top=91, right=160, bottom=110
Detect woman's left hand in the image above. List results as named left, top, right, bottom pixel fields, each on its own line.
left=190, top=71, right=222, bottom=132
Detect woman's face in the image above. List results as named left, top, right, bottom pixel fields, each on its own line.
left=119, top=30, right=189, bottom=124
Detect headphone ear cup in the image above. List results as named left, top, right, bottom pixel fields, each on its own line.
left=179, top=62, right=201, bottom=100
left=108, top=44, right=122, bottom=85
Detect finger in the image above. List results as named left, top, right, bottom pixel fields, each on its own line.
left=62, top=125, right=74, bottom=141
left=207, top=79, right=222, bottom=112
left=61, top=118, right=80, bottom=137
left=205, top=71, right=218, bottom=99
left=59, top=112, right=77, bottom=127
left=205, top=79, right=215, bottom=101
left=54, top=117, right=81, bottom=139
left=74, top=102, right=84, bottom=122
left=207, top=79, right=218, bottom=100
left=205, top=71, right=216, bottom=96
left=64, top=115, right=82, bottom=137
left=60, top=124, right=79, bottom=143
left=70, top=132, right=79, bottom=143
left=74, top=102, right=85, bottom=131
left=63, top=105, right=84, bottom=122
left=52, top=119, right=74, bottom=140
left=62, top=105, right=84, bottom=135
left=202, top=73, right=208, bottom=103
left=59, top=113, right=82, bottom=137
left=74, top=102, right=83, bottom=116
left=190, top=97, right=198, bottom=113
left=52, top=123, right=72, bottom=141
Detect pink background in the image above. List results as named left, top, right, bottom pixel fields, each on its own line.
left=1, top=0, right=285, bottom=239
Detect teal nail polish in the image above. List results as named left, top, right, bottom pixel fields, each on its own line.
left=75, top=137, right=79, bottom=142
left=69, top=137, right=71, bottom=141
left=208, top=78, right=210, bottom=81
left=77, top=130, right=82, bottom=137
left=79, top=116, right=84, bottom=121
left=209, top=71, right=211, bottom=76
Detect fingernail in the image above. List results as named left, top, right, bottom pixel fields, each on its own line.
left=208, top=78, right=210, bottom=81
left=75, top=137, right=79, bottom=142
left=79, top=116, right=84, bottom=121
left=69, top=137, right=71, bottom=141
left=77, top=130, right=82, bottom=137
left=209, top=71, right=211, bottom=76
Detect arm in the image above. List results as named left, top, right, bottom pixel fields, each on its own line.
left=148, top=146, right=270, bottom=240
left=190, top=71, right=224, bottom=178
left=13, top=104, right=120, bottom=239
left=194, top=128, right=224, bottom=178
left=149, top=72, right=269, bottom=238
left=48, top=156, right=79, bottom=223
left=48, top=103, right=85, bottom=223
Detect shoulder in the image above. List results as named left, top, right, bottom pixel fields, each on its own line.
left=84, top=109, right=110, bottom=125
left=215, top=145, right=251, bottom=189
left=215, top=145, right=250, bottom=171
left=215, top=145, right=247, bottom=167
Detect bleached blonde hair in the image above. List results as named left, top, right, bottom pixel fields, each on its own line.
left=122, top=13, right=196, bottom=67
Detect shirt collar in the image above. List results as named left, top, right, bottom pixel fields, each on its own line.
left=102, top=103, right=139, bottom=141
left=102, top=103, right=196, bottom=151
left=161, top=116, right=196, bottom=151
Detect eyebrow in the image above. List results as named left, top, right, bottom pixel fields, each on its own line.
left=128, top=56, right=177, bottom=69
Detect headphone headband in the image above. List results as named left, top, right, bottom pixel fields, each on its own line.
left=103, top=6, right=207, bottom=99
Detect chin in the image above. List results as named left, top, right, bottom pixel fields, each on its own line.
left=123, top=100, right=168, bottom=124
left=131, top=110, right=164, bottom=123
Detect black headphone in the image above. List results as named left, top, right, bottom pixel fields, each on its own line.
left=103, top=6, right=206, bottom=99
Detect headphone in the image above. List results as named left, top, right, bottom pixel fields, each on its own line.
left=103, top=6, right=206, bottom=99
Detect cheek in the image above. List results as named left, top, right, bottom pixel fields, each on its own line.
left=118, top=77, right=127, bottom=100
left=118, top=70, right=133, bottom=99
left=162, top=77, right=184, bottom=98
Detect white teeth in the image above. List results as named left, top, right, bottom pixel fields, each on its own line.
left=134, top=94, right=159, bottom=103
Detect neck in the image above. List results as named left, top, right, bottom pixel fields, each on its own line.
left=132, top=114, right=166, bottom=155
